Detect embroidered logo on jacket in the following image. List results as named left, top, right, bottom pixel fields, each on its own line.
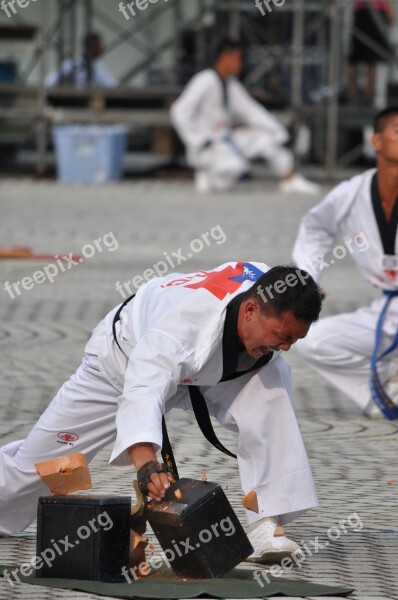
left=163, top=262, right=264, bottom=300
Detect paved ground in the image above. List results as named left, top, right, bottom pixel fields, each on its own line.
left=0, top=175, right=397, bottom=600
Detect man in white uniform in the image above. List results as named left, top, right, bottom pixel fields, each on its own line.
left=45, top=32, right=117, bottom=88
left=170, top=39, right=320, bottom=195
left=293, top=106, right=398, bottom=419
left=0, top=262, right=322, bottom=563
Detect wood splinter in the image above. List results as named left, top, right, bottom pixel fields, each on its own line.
left=242, top=490, right=259, bottom=514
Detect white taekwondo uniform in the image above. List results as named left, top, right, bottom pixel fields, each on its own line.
left=0, top=261, right=317, bottom=535
left=170, top=69, right=293, bottom=190
left=293, top=169, right=398, bottom=410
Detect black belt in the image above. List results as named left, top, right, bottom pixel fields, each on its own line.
left=112, top=294, right=270, bottom=478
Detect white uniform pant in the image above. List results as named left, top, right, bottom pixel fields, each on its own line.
left=0, top=353, right=317, bottom=535
left=190, top=127, right=294, bottom=191
left=296, top=303, right=398, bottom=410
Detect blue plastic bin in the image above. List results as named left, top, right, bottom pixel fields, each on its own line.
left=53, top=125, right=128, bottom=184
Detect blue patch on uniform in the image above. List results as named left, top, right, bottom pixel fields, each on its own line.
left=228, top=262, right=264, bottom=283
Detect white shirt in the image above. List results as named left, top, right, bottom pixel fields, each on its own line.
left=293, top=169, right=398, bottom=292
left=45, top=57, right=117, bottom=88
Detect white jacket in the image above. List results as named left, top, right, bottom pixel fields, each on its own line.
left=293, top=168, right=398, bottom=291
left=170, top=69, right=289, bottom=163
left=84, top=261, right=269, bottom=465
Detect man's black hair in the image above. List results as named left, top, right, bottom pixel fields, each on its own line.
left=240, top=265, right=322, bottom=324
left=215, top=37, right=243, bottom=62
left=374, top=106, right=398, bottom=133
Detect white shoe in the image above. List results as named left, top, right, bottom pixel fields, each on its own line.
left=246, top=517, right=301, bottom=564
left=280, top=174, right=320, bottom=196
left=363, top=400, right=383, bottom=419
left=194, top=171, right=211, bottom=194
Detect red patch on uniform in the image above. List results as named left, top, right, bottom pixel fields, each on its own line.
left=57, top=432, right=79, bottom=442
left=185, top=263, right=246, bottom=300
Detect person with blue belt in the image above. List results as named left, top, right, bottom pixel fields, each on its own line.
left=292, top=106, right=398, bottom=419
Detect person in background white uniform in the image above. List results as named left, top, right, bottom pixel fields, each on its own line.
left=170, top=38, right=320, bottom=195
left=45, top=32, right=117, bottom=88
left=0, top=262, right=322, bottom=564
left=293, top=106, right=398, bottom=419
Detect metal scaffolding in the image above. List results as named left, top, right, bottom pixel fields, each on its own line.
left=0, top=0, right=397, bottom=177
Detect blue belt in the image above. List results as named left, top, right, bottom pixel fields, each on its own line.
left=370, top=290, right=398, bottom=419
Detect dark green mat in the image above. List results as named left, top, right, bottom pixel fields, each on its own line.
left=0, top=565, right=353, bottom=598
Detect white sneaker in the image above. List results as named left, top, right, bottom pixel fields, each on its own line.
left=280, top=174, right=320, bottom=196
left=363, top=399, right=383, bottom=418
left=246, top=517, right=301, bottom=564
left=194, top=171, right=211, bottom=194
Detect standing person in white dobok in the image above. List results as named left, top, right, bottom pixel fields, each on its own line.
left=170, top=38, right=320, bottom=195
left=293, top=106, right=398, bottom=419
left=0, top=262, right=322, bottom=564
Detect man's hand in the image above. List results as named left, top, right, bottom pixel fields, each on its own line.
left=128, top=443, right=173, bottom=502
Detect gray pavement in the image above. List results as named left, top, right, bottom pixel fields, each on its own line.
left=0, top=176, right=397, bottom=600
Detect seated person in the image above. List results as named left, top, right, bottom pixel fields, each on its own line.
left=45, top=32, right=117, bottom=88
left=170, top=38, right=319, bottom=195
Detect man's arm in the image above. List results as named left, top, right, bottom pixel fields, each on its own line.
left=109, top=330, right=187, bottom=494
left=229, top=79, right=289, bottom=144
left=93, top=61, right=118, bottom=87
left=170, top=71, right=214, bottom=149
left=384, top=0, right=394, bottom=24
left=128, top=443, right=173, bottom=501
left=292, top=181, right=354, bottom=283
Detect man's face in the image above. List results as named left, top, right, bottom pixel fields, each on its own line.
left=372, top=115, right=398, bottom=163
left=237, top=300, right=311, bottom=359
left=220, top=50, right=243, bottom=77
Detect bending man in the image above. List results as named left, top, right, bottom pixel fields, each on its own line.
left=0, top=261, right=322, bottom=563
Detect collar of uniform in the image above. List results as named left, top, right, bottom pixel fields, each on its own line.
left=221, top=293, right=245, bottom=380
left=214, top=69, right=229, bottom=111
left=371, top=171, right=398, bottom=255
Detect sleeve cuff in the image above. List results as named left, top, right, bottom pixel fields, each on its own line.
left=109, top=431, right=162, bottom=468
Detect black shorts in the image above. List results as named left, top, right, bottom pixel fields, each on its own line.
left=349, top=8, right=392, bottom=64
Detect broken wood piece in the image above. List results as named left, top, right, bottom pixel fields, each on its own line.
left=130, top=530, right=149, bottom=573
left=35, top=453, right=92, bottom=496
left=174, top=488, right=182, bottom=500
left=274, top=525, right=285, bottom=537
left=202, top=471, right=207, bottom=482
left=242, top=490, right=259, bottom=513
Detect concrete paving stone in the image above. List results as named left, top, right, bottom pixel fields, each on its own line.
left=0, top=177, right=397, bottom=599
